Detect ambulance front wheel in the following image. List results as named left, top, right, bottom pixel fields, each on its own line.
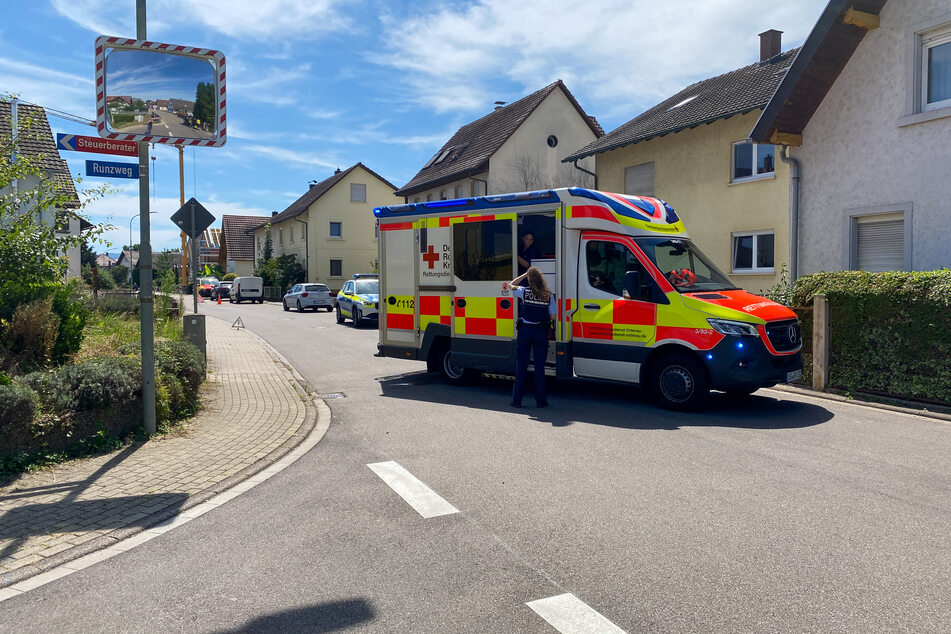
left=651, top=353, right=710, bottom=411
left=432, top=341, right=477, bottom=386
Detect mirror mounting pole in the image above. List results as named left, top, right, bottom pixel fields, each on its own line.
left=136, top=0, right=156, bottom=435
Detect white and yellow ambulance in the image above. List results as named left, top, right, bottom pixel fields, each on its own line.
left=374, top=188, right=802, bottom=410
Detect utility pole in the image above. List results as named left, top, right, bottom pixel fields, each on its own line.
left=136, top=0, right=156, bottom=434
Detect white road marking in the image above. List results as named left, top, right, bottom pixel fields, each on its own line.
left=367, top=461, right=459, bottom=518
left=527, top=593, right=627, bottom=634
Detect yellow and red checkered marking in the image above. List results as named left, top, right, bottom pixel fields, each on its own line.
left=454, top=296, right=514, bottom=337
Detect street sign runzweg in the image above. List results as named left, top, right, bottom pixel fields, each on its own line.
left=85, top=159, right=139, bottom=179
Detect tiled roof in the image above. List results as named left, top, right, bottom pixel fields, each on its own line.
left=118, top=249, right=139, bottom=267
left=564, top=49, right=799, bottom=162
left=221, top=214, right=268, bottom=262
left=396, top=80, right=603, bottom=196
left=0, top=101, right=80, bottom=208
left=253, top=162, right=397, bottom=230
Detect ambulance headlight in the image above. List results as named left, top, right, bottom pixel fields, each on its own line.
left=707, top=318, right=759, bottom=337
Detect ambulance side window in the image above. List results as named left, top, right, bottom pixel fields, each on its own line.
left=453, top=219, right=513, bottom=281
left=585, top=241, right=655, bottom=301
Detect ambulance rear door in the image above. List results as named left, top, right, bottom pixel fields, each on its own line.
left=378, top=219, right=419, bottom=349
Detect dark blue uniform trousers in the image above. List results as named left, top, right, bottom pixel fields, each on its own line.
left=512, top=323, right=549, bottom=406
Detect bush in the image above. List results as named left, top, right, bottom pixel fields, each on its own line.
left=791, top=269, right=951, bottom=403
left=0, top=297, right=60, bottom=372
left=156, top=340, right=204, bottom=392
left=48, top=356, right=141, bottom=412
left=222, top=272, right=237, bottom=281
left=50, top=281, right=89, bottom=364
left=0, top=382, right=39, bottom=431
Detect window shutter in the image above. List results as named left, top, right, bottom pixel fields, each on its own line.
left=624, top=162, right=655, bottom=196
left=857, top=219, right=904, bottom=271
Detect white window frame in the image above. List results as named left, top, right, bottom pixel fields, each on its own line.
left=329, top=220, right=343, bottom=239
left=843, top=203, right=913, bottom=271
left=278, top=227, right=284, bottom=245
left=731, top=141, right=775, bottom=183
left=731, top=230, right=775, bottom=274
left=902, top=14, right=951, bottom=126
left=350, top=183, right=367, bottom=202
left=329, top=258, right=343, bottom=278
left=290, top=226, right=294, bottom=243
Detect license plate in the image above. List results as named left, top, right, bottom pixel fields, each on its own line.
left=786, top=369, right=803, bottom=383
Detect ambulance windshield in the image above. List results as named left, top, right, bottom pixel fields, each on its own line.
left=635, top=238, right=736, bottom=292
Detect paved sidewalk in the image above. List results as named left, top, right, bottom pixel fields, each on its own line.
left=0, top=315, right=318, bottom=588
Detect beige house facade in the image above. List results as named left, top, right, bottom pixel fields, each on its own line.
left=396, top=80, right=602, bottom=203
left=252, top=163, right=399, bottom=291
left=565, top=32, right=797, bottom=292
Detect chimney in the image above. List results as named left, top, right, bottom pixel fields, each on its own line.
left=759, top=29, right=783, bottom=62
left=334, top=167, right=341, bottom=175
left=308, top=180, right=317, bottom=189
left=494, top=101, right=506, bottom=110
left=271, top=211, right=278, bottom=217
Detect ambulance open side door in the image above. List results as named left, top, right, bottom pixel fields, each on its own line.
left=449, top=214, right=517, bottom=372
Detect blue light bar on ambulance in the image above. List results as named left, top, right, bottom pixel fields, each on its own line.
left=424, top=198, right=472, bottom=209
left=483, top=189, right=554, bottom=203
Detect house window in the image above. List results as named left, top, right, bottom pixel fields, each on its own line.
left=846, top=208, right=909, bottom=272
left=330, top=258, right=342, bottom=277
left=732, top=231, right=775, bottom=273
left=923, top=25, right=951, bottom=110
left=454, top=185, right=463, bottom=199
left=350, top=183, right=366, bottom=202
left=290, top=226, right=294, bottom=243
left=426, top=193, right=433, bottom=201
left=439, top=190, right=447, bottom=200
left=329, top=221, right=342, bottom=239
left=279, top=227, right=284, bottom=245
left=624, top=162, right=655, bottom=196
left=732, top=141, right=775, bottom=181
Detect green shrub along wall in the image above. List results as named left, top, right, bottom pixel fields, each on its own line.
left=791, top=270, right=951, bottom=404
left=0, top=340, right=204, bottom=472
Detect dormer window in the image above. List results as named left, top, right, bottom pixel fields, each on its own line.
left=422, top=143, right=469, bottom=169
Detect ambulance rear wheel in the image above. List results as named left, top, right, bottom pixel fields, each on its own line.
left=433, top=342, right=476, bottom=386
left=652, top=353, right=709, bottom=411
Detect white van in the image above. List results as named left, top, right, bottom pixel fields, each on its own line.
left=230, top=276, right=264, bottom=304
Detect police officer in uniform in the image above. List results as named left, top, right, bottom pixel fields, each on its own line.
left=508, top=266, right=557, bottom=408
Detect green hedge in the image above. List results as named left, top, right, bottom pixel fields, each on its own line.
left=791, top=269, right=951, bottom=403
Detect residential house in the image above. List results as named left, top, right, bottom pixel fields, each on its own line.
left=251, top=163, right=399, bottom=290
left=219, top=214, right=268, bottom=276
left=96, top=253, right=117, bottom=268
left=751, top=0, right=949, bottom=277
left=198, top=226, right=221, bottom=269
left=0, top=100, right=84, bottom=278
left=395, top=80, right=603, bottom=203
left=563, top=32, right=798, bottom=291
left=116, top=249, right=139, bottom=269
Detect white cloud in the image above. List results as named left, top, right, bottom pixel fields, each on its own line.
left=0, top=57, right=95, bottom=116
left=374, top=0, right=828, bottom=117
left=52, top=0, right=353, bottom=42
left=244, top=144, right=342, bottom=171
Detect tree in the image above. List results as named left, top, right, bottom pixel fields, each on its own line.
left=259, top=223, right=273, bottom=263
left=80, top=240, right=97, bottom=268
left=193, top=82, right=215, bottom=131
left=254, top=254, right=304, bottom=293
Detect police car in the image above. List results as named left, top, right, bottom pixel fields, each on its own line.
left=335, top=274, right=380, bottom=328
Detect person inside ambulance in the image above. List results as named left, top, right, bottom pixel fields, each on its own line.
left=517, top=231, right=540, bottom=274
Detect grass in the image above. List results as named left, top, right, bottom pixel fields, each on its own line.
left=76, top=308, right=183, bottom=362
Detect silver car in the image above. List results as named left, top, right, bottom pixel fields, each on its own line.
left=283, top=283, right=334, bottom=312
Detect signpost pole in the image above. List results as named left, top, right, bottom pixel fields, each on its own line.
left=136, top=0, right=156, bottom=435
left=191, top=202, right=199, bottom=314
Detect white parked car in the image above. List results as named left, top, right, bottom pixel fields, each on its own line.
left=283, top=283, right=334, bottom=312
left=230, top=276, right=264, bottom=304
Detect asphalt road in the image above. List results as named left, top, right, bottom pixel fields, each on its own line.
left=2, top=300, right=948, bottom=633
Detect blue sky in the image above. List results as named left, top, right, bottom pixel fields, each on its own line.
left=2, top=0, right=827, bottom=253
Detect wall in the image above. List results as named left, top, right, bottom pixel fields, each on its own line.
left=490, top=88, right=598, bottom=193
left=595, top=112, right=790, bottom=291
left=793, top=0, right=951, bottom=274
left=306, top=167, right=399, bottom=290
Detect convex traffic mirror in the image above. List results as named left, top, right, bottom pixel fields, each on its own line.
left=95, top=36, right=226, bottom=147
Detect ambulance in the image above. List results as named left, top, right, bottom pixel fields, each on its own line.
left=374, top=188, right=802, bottom=410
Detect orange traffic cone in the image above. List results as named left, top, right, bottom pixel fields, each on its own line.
left=217, top=296, right=221, bottom=305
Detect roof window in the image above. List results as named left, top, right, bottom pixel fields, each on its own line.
left=666, top=95, right=698, bottom=111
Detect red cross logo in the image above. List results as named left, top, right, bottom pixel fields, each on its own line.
left=422, top=244, right=439, bottom=269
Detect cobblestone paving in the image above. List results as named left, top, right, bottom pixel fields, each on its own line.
left=0, top=316, right=309, bottom=583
